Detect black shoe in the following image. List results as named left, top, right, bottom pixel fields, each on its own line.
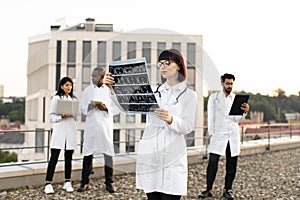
left=76, top=184, right=88, bottom=192
left=198, top=190, right=213, bottom=199
left=105, top=183, right=115, bottom=193
left=223, top=190, right=234, bottom=200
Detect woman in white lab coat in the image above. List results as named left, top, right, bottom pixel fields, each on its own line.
left=104, top=49, right=197, bottom=200
left=44, top=77, right=80, bottom=194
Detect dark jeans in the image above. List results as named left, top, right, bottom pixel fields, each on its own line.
left=206, top=142, right=238, bottom=191
left=81, top=154, right=113, bottom=185
left=146, top=192, right=181, bottom=200
left=45, top=148, right=74, bottom=182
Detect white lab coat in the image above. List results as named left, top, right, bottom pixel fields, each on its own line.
left=136, top=81, right=197, bottom=196
left=207, top=91, right=246, bottom=156
left=80, top=84, right=120, bottom=156
left=49, top=95, right=79, bottom=150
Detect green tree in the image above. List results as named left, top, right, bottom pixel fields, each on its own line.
left=0, top=98, right=25, bottom=123
left=0, top=150, right=17, bottom=163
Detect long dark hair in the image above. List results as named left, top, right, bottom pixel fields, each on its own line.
left=55, top=77, right=76, bottom=99
left=158, top=48, right=187, bottom=82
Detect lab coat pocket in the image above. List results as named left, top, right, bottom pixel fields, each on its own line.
left=136, top=138, right=162, bottom=174
left=166, top=164, right=187, bottom=192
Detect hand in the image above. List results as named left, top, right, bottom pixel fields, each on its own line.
left=241, top=103, right=250, bottom=114
left=88, top=103, right=96, bottom=111
left=155, top=108, right=173, bottom=124
left=103, top=72, right=115, bottom=94
left=62, top=113, right=73, bottom=119
left=95, top=102, right=108, bottom=111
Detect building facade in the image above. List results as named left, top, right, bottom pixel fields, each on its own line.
left=22, top=18, right=204, bottom=161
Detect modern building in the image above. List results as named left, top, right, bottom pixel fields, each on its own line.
left=23, top=18, right=204, bottom=162
left=0, top=85, right=3, bottom=97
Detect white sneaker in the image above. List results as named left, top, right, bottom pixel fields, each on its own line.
left=63, top=181, right=74, bottom=192
left=44, top=184, right=54, bottom=194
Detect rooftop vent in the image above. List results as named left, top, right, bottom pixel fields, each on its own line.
left=50, top=25, right=61, bottom=31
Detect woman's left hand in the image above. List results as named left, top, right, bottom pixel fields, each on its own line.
left=155, top=108, right=173, bottom=124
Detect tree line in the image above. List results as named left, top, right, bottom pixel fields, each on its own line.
left=0, top=98, right=25, bottom=123
left=1, top=89, right=300, bottom=124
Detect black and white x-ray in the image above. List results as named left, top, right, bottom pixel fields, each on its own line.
left=109, top=58, right=159, bottom=113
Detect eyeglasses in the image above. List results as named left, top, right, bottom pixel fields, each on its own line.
left=224, top=82, right=233, bottom=86
left=157, top=60, right=173, bottom=68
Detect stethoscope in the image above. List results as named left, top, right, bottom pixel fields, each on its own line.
left=154, top=84, right=187, bottom=105
left=215, top=91, right=221, bottom=104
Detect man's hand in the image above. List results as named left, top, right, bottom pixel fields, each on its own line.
left=241, top=103, right=250, bottom=114
left=103, top=72, right=115, bottom=95
left=95, top=102, right=108, bottom=111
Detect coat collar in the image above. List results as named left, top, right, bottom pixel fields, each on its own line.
left=220, top=91, right=235, bottom=99
left=159, top=81, right=187, bottom=94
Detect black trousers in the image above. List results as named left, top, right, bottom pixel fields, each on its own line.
left=206, top=142, right=238, bottom=191
left=45, top=148, right=74, bottom=182
left=81, top=154, right=113, bottom=185
left=146, top=192, right=181, bottom=200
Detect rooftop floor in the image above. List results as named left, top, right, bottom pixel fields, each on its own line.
left=0, top=136, right=299, bottom=199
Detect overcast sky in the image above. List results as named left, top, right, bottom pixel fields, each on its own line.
left=1, top=0, right=300, bottom=97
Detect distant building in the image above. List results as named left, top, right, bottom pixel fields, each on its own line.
left=0, top=85, right=3, bottom=97
left=0, top=131, right=24, bottom=154
left=24, top=18, right=204, bottom=161
left=285, top=113, right=300, bottom=123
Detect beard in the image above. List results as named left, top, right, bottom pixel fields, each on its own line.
left=224, top=87, right=232, bottom=95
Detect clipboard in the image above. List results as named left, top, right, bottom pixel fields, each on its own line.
left=229, top=95, right=250, bottom=115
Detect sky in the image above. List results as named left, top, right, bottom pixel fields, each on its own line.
left=0, top=0, right=300, bottom=97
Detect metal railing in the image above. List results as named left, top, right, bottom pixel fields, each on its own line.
left=1, top=123, right=300, bottom=168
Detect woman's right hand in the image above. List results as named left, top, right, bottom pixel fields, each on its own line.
left=62, top=113, right=73, bottom=119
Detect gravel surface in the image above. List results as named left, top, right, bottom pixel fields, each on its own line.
left=0, top=147, right=299, bottom=200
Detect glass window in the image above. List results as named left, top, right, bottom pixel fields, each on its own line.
left=82, top=41, right=91, bottom=64
left=172, top=42, right=181, bottom=51
left=56, top=41, right=61, bottom=90
left=187, top=43, right=196, bottom=67
left=35, top=129, right=44, bottom=153
left=157, top=42, right=166, bottom=58
left=82, top=41, right=91, bottom=89
left=141, top=114, right=146, bottom=123
left=112, top=41, right=121, bottom=61
left=97, top=41, right=106, bottom=68
left=82, top=67, right=91, bottom=86
left=187, top=43, right=196, bottom=89
left=127, top=42, right=136, bottom=59
left=126, top=113, right=136, bottom=123
left=67, top=41, right=76, bottom=79
left=187, top=68, right=195, bottom=90
left=113, top=129, right=120, bottom=154
left=143, top=42, right=152, bottom=80
left=126, top=129, right=135, bottom=152
left=185, top=131, right=195, bottom=147
left=113, top=114, right=120, bottom=123
left=142, top=42, right=151, bottom=63
left=67, top=66, right=76, bottom=79
left=67, top=41, right=76, bottom=63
